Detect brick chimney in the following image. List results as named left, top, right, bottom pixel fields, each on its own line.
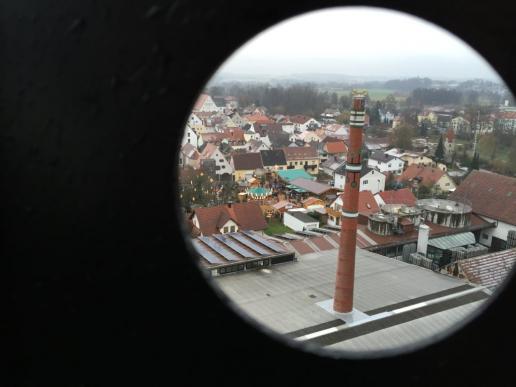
left=333, top=91, right=366, bottom=313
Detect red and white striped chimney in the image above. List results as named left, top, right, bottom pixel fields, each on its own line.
left=333, top=91, right=366, bottom=313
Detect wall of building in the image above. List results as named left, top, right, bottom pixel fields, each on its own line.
left=478, top=216, right=515, bottom=248
left=283, top=212, right=319, bottom=231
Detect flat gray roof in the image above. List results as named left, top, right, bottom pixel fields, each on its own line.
left=214, top=247, right=489, bottom=353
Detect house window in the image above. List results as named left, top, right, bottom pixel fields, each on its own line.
left=363, top=180, right=368, bottom=184
left=388, top=164, right=392, bottom=167
left=305, top=161, right=308, bottom=165
left=290, top=162, right=293, bottom=166
left=219, top=159, right=224, bottom=162
left=230, top=226, right=235, bottom=232
left=223, top=226, right=229, bottom=233
left=482, top=233, right=489, bottom=239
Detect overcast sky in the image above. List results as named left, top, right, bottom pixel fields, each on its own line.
left=217, top=7, right=501, bottom=82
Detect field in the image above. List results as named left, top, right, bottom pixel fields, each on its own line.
left=264, top=218, right=293, bottom=236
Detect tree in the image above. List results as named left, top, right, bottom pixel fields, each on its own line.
left=470, top=152, right=480, bottom=170
left=507, top=138, right=516, bottom=174
left=383, top=94, right=397, bottom=113
left=336, top=111, right=350, bottom=124
left=391, top=124, right=417, bottom=150
left=435, top=135, right=445, bottom=162
left=417, top=184, right=432, bottom=199
left=478, top=133, right=497, bottom=161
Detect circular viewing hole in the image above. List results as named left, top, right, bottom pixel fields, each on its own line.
left=177, top=6, right=516, bottom=358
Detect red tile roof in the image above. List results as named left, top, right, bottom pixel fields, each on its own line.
left=358, top=190, right=380, bottom=216
left=325, top=141, right=348, bottom=154
left=244, top=114, right=275, bottom=124
left=398, top=165, right=445, bottom=187
left=311, top=236, right=334, bottom=251
left=378, top=188, right=417, bottom=206
left=232, top=153, right=264, bottom=170
left=221, top=127, right=245, bottom=142
left=289, top=115, right=313, bottom=124
left=445, top=128, right=455, bottom=143
left=498, top=111, right=516, bottom=120
left=450, top=170, right=516, bottom=225
left=192, top=203, right=267, bottom=236
left=459, top=248, right=516, bottom=288
left=193, top=94, right=209, bottom=110
left=282, top=146, right=318, bottom=160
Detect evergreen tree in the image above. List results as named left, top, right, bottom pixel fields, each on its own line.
left=435, top=135, right=445, bottom=162
left=470, top=151, right=480, bottom=170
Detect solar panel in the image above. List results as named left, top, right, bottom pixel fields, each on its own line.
left=213, top=234, right=256, bottom=258
left=242, top=231, right=286, bottom=253
left=229, top=233, right=270, bottom=255
left=192, top=239, right=225, bottom=265
left=199, top=236, right=241, bottom=261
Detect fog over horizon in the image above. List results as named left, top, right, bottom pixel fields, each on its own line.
left=212, top=7, right=502, bottom=83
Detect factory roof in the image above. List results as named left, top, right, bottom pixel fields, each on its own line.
left=356, top=213, right=493, bottom=250
left=428, top=232, right=476, bottom=250
left=215, top=246, right=490, bottom=352
left=378, top=188, right=417, bottom=206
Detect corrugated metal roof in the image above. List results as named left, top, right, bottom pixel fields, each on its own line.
left=428, top=232, right=476, bottom=250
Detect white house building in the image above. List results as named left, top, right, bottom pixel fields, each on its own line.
left=283, top=210, right=319, bottom=232
left=450, top=170, right=516, bottom=251
left=181, top=124, right=199, bottom=148
left=193, top=94, right=221, bottom=112
left=333, top=165, right=386, bottom=195
left=200, top=143, right=234, bottom=177
left=367, top=150, right=405, bottom=175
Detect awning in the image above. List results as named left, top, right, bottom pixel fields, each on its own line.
left=428, top=232, right=476, bottom=250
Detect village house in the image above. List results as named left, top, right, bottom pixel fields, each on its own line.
left=327, top=191, right=380, bottom=227
left=260, top=149, right=288, bottom=172
left=200, top=143, right=234, bottom=178
left=333, top=165, right=386, bottom=195
left=374, top=188, right=417, bottom=207
left=444, top=128, right=455, bottom=158
left=417, top=111, right=438, bottom=125
left=322, top=123, right=349, bottom=139
left=287, top=178, right=338, bottom=203
left=186, top=113, right=205, bottom=132
left=190, top=202, right=268, bottom=236
left=192, top=93, right=221, bottom=113
left=320, top=155, right=346, bottom=176
left=231, top=153, right=264, bottom=182
left=450, top=170, right=516, bottom=251
left=400, top=153, right=435, bottom=169
left=398, top=165, right=456, bottom=193
left=181, top=124, right=199, bottom=148
left=282, top=146, right=320, bottom=174
left=179, top=143, right=201, bottom=170
left=495, top=110, right=516, bottom=133
left=364, top=137, right=390, bottom=152
left=302, top=196, right=326, bottom=211
left=450, top=116, right=470, bottom=134
left=324, top=140, right=348, bottom=158
left=367, top=150, right=405, bottom=175
left=283, top=210, right=319, bottom=232
left=289, top=115, right=321, bottom=132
